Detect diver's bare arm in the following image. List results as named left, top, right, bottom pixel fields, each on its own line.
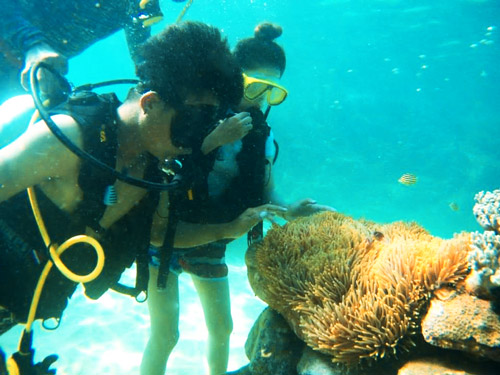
left=174, top=221, right=229, bottom=248
left=151, top=193, right=231, bottom=248
left=174, top=204, right=287, bottom=248
left=0, top=115, right=81, bottom=202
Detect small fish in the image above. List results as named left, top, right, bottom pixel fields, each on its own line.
left=373, top=231, right=385, bottom=241
left=398, top=173, right=418, bottom=186
left=449, top=202, right=460, bottom=211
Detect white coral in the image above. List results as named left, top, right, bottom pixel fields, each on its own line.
left=466, top=231, right=500, bottom=294
left=473, top=189, right=500, bottom=234
left=467, top=189, right=500, bottom=297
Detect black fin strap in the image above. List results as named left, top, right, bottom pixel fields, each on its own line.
left=263, top=105, right=271, bottom=120
left=272, top=139, right=279, bottom=165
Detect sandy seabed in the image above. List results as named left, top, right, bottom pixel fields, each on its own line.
left=0, top=237, right=266, bottom=375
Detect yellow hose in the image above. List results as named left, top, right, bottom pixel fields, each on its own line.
left=24, top=110, right=106, bottom=333
left=176, top=0, right=194, bottom=24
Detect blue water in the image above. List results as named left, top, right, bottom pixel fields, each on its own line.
left=1, top=0, right=499, bottom=374
left=22, top=0, right=500, bottom=238
left=158, top=0, right=498, bottom=238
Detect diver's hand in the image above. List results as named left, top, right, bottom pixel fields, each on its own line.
left=5, top=351, right=58, bottom=375
left=201, top=112, right=253, bottom=154
left=33, top=354, right=58, bottom=375
left=285, top=198, right=336, bottom=221
left=20, top=43, right=68, bottom=98
left=226, top=204, right=287, bottom=239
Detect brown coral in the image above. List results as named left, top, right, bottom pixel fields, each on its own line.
left=249, top=212, right=471, bottom=366
left=422, top=291, right=500, bottom=362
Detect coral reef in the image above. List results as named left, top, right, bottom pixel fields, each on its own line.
left=297, top=347, right=344, bottom=375
left=473, top=190, right=500, bottom=233
left=466, top=190, right=500, bottom=296
left=243, top=307, right=304, bottom=375
left=247, top=212, right=471, bottom=365
left=419, top=188, right=500, bottom=364
left=422, top=290, right=500, bottom=362
left=466, top=231, right=500, bottom=296
left=229, top=301, right=500, bottom=375
left=397, top=358, right=486, bottom=375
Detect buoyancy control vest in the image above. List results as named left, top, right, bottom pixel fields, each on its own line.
left=174, top=107, right=275, bottom=225
left=49, top=91, right=163, bottom=300
left=0, top=91, right=160, bottom=323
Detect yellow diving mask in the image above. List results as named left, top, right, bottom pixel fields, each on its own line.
left=243, top=73, right=288, bottom=106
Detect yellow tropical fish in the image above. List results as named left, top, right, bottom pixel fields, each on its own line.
left=449, top=202, right=460, bottom=211
left=398, top=173, right=418, bottom=186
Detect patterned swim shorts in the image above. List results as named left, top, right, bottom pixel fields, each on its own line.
left=149, top=241, right=229, bottom=280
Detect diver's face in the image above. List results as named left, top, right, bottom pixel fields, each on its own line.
left=240, top=66, right=282, bottom=110
left=138, top=91, right=186, bottom=160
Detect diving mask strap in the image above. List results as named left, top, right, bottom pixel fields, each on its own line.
left=264, top=106, right=271, bottom=120
left=176, top=0, right=194, bottom=24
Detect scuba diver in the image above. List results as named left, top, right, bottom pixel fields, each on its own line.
left=0, top=0, right=188, bottom=147
left=141, top=22, right=335, bottom=375
left=0, top=21, right=285, bottom=375
left=0, top=0, right=185, bottom=103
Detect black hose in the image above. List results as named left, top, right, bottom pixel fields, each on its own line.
left=29, top=62, right=182, bottom=191
left=73, top=79, right=140, bottom=92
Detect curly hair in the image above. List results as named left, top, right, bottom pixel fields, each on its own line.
left=136, top=21, right=243, bottom=109
left=233, top=22, right=286, bottom=76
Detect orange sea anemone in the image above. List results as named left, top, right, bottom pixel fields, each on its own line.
left=248, top=212, right=471, bottom=366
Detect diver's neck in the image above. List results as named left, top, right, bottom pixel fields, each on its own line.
left=116, top=102, right=147, bottom=166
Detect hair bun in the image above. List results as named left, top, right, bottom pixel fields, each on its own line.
left=254, top=22, right=282, bottom=41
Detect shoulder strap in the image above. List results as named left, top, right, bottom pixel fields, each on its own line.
left=272, top=139, right=279, bottom=165
left=51, top=91, right=121, bottom=231
left=87, top=155, right=163, bottom=300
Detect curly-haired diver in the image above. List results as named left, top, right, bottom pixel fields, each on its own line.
left=0, top=22, right=285, bottom=341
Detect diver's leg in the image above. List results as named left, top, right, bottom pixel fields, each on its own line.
left=192, top=276, right=233, bottom=375
left=140, top=266, right=180, bottom=375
